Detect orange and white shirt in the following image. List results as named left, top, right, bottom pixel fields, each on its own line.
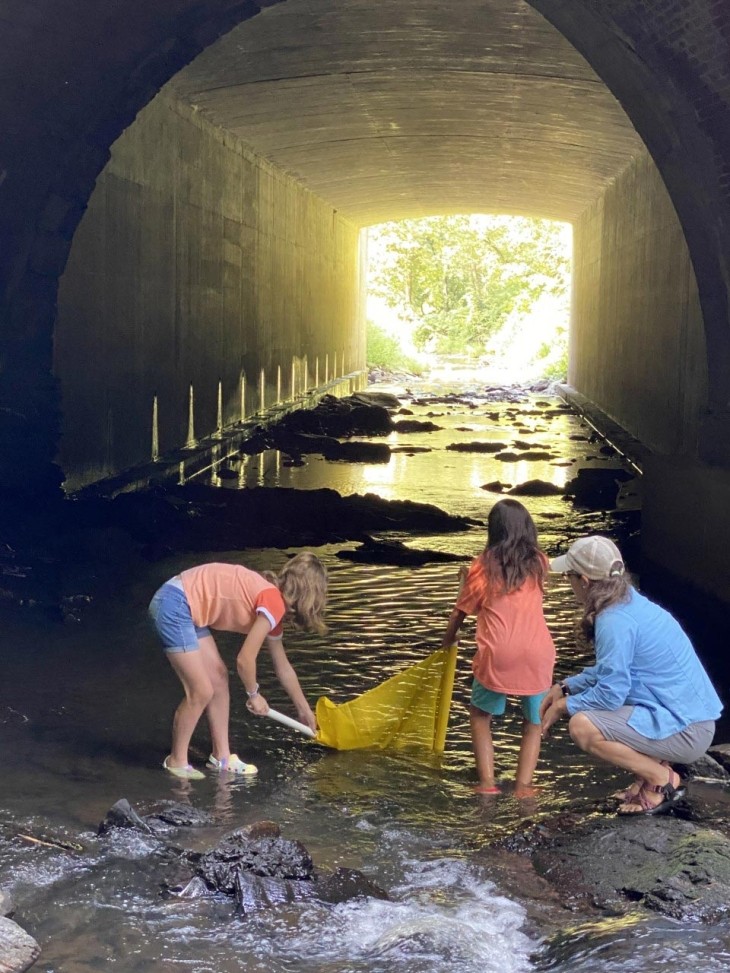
left=456, top=555, right=555, bottom=695
left=180, top=563, right=285, bottom=638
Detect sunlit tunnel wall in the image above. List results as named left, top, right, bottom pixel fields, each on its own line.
left=54, top=92, right=366, bottom=491
left=571, top=148, right=708, bottom=456
left=571, top=147, right=730, bottom=602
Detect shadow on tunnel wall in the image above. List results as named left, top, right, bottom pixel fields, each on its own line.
left=642, top=560, right=730, bottom=740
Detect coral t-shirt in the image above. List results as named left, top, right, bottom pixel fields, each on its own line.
left=180, top=563, right=285, bottom=638
left=456, top=555, right=555, bottom=695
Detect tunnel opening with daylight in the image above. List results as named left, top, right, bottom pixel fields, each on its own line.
left=364, top=214, right=572, bottom=384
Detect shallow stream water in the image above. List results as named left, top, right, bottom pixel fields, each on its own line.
left=1, top=383, right=729, bottom=972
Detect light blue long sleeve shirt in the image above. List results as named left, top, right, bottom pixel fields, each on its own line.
left=564, top=587, right=722, bottom=739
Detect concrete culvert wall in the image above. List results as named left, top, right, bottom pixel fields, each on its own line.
left=54, top=94, right=364, bottom=490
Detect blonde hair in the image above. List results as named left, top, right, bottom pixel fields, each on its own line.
left=581, top=575, right=631, bottom=638
left=269, top=552, right=328, bottom=635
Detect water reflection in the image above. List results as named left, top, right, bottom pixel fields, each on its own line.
left=537, top=913, right=730, bottom=972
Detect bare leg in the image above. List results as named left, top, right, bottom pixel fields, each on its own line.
left=197, top=635, right=233, bottom=760
left=515, top=721, right=542, bottom=789
left=166, top=650, right=214, bottom=767
left=569, top=713, right=679, bottom=808
left=470, top=705, right=496, bottom=789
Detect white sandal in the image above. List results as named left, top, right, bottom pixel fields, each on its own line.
left=163, top=756, right=205, bottom=780
left=206, top=753, right=258, bottom=775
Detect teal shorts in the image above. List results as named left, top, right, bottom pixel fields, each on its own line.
left=471, top=679, right=548, bottom=725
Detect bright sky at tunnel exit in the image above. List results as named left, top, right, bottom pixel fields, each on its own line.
left=366, top=214, right=572, bottom=384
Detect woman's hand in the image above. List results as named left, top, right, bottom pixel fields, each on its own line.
left=539, top=684, right=563, bottom=720
left=541, top=695, right=568, bottom=737
left=246, top=692, right=269, bottom=717
left=296, top=703, right=317, bottom=733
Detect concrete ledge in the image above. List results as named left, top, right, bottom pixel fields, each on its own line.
left=555, top=384, right=651, bottom=473
left=76, top=371, right=366, bottom=499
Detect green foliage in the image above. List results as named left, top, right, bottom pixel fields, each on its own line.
left=540, top=350, right=568, bottom=381
left=369, top=215, right=570, bottom=355
left=534, top=327, right=568, bottom=381
left=366, top=320, right=424, bottom=374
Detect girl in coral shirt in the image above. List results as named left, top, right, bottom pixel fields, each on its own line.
left=442, top=499, right=554, bottom=795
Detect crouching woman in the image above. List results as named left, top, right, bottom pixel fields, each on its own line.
left=540, top=535, right=722, bottom=815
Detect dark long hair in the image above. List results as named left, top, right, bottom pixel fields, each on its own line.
left=481, top=499, right=546, bottom=593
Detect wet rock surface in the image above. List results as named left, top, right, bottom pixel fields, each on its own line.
left=0, top=893, right=13, bottom=918
left=392, top=418, right=442, bottom=433
left=507, top=479, right=566, bottom=497
left=704, top=748, right=730, bottom=778
left=564, top=467, right=635, bottom=510
left=98, top=798, right=214, bottom=836
left=240, top=430, right=391, bottom=464
left=335, top=536, right=467, bottom=566
left=496, top=450, right=556, bottom=462
left=446, top=440, right=507, bottom=453
left=196, top=832, right=314, bottom=888
left=0, top=916, right=40, bottom=973
left=490, top=794, right=730, bottom=923
left=112, top=484, right=477, bottom=558
left=99, top=800, right=388, bottom=917
left=277, top=394, right=394, bottom=438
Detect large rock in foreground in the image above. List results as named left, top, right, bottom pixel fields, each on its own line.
left=494, top=807, right=730, bottom=922
left=100, top=800, right=389, bottom=917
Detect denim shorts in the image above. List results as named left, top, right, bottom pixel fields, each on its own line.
left=148, top=578, right=211, bottom=654
left=471, top=679, right=548, bottom=726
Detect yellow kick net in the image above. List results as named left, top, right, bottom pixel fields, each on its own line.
left=314, top=645, right=458, bottom=753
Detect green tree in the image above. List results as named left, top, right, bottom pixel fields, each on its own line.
left=369, top=215, right=570, bottom=354
left=366, top=320, right=423, bottom=374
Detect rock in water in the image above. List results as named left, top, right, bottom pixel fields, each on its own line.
left=98, top=799, right=153, bottom=835
left=99, top=801, right=389, bottom=916
left=0, top=916, right=41, bottom=973
left=564, top=467, right=634, bottom=509
left=98, top=799, right=214, bottom=836
left=234, top=871, right=316, bottom=914
left=315, top=867, right=391, bottom=904
left=197, top=835, right=314, bottom=892
left=495, top=806, right=730, bottom=922
left=507, top=479, right=565, bottom=497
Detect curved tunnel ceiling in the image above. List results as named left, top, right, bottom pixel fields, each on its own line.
left=169, top=0, right=644, bottom=226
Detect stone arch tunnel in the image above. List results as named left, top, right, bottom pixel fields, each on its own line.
left=0, top=0, right=729, bottom=604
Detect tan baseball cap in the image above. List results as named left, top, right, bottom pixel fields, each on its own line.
left=550, top=535, right=625, bottom=580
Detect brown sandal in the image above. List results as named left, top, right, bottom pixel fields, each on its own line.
left=610, top=761, right=671, bottom=803
left=611, top=777, right=645, bottom=802
left=616, top=767, right=686, bottom=817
